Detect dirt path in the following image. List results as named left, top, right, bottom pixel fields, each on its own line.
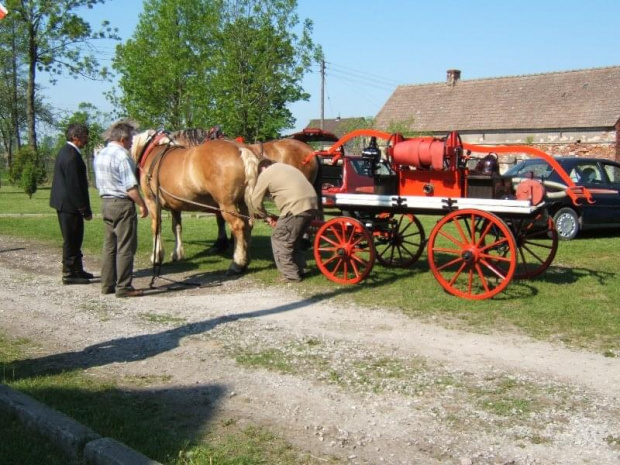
left=1, top=236, right=618, bottom=464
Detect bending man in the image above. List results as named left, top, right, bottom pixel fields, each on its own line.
left=250, top=159, right=318, bottom=282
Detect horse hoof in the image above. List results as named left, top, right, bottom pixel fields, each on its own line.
left=226, top=263, right=247, bottom=276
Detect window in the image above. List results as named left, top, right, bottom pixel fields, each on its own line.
left=603, top=163, right=620, bottom=185
left=575, top=163, right=602, bottom=183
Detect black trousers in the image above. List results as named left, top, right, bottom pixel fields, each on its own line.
left=56, top=210, right=84, bottom=273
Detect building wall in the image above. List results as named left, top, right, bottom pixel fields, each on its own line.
left=451, top=128, right=617, bottom=169
left=457, top=128, right=614, bottom=146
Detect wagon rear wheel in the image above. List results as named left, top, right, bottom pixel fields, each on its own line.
left=374, top=213, right=426, bottom=268
left=427, top=209, right=517, bottom=300
left=510, top=215, right=558, bottom=279
left=314, top=217, right=375, bottom=284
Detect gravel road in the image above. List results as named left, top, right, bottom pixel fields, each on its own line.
left=1, top=236, right=618, bottom=464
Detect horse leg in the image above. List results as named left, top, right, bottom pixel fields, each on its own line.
left=221, top=208, right=251, bottom=275
left=210, top=212, right=231, bottom=253
left=170, top=210, right=185, bottom=261
left=147, top=199, right=165, bottom=265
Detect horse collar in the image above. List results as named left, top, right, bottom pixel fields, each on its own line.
left=138, top=131, right=169, bottom=170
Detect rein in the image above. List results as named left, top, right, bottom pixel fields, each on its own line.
left=157, top=186, right=253, bottom=220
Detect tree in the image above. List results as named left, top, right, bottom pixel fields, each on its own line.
left=10, top=145, right=46, bottom=189
left=112, top=0, right=218, bottom=129
left=112, top=0, right=321, bottom=139
left=4, top=0, right=118, bottom=151
left=0, top=7, right=29, bottom=166
left=19, top=161, right=39, bottom=198
left=210, top=0, right=321, bottom=141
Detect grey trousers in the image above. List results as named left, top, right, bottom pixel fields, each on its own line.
left=101, top=198, right=138, bottom=292
left=271, top=209, right=316, bottom=280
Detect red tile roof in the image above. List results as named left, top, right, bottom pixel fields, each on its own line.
left=375, top=66, right=620, bottom=132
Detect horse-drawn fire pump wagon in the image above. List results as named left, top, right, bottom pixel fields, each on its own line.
left=303, top=129, right=594, bottom=300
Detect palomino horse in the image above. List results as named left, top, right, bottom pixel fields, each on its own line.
left=131, top=129, right=260, bottom=274
left=171, top=129, right=322, bottom=253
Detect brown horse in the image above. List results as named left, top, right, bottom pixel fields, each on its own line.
left=170, top=129, right=322, bottom=252
left=131, top=129, right=260, bottom=274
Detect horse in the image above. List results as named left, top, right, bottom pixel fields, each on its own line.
left=170, top=129, right=322, bottom=253
left=130, top=129, right=260, bottom=274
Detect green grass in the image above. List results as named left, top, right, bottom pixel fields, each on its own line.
left=1, top=183, right=619, bottom=353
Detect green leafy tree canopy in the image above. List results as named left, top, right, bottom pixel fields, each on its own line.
left=4, top=0, right=119, bottom=149
left=112, top=0, right=322, bottom=140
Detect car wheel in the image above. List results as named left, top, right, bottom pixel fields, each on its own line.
left=553, top=208, right=580, bottom=240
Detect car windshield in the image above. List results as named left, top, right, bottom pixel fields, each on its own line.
left=504, top=160, right=553, bottom=178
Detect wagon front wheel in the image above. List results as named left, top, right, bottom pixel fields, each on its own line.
left=427, top=209, right=517, bottom=300
left=314, top=217, right=375, bottom=284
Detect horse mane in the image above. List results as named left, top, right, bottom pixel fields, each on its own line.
left=130, top=129, right=155, bottom=162
left=171, top=128, right=210, bottom=147
left=130, top=129, right=176, bottom=163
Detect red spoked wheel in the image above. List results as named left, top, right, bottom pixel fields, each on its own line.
left=374, top=213, right=426, bottom=268
left=314, top=217, right=375, bottom=284
left=509, top=215, right=558, bottom=279
left=428, top=209, right=517, bottom=300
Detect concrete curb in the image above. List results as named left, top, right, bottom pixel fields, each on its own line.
left=0, top=384, right=161, bottom=464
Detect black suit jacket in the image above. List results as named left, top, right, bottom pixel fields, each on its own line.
left=49, top=143, right=92, bottom=216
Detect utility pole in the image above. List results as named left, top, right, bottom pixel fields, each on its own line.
left=320, top=59, right=325, bottom=130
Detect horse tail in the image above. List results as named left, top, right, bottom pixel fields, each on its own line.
left=240, top=147, right=259, bottom=216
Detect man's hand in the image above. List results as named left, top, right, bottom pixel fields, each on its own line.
left=265, top=215, right=278, bottom=227
left=138, top=205, right=148, bottom=218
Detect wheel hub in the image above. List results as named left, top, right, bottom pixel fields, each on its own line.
left=461, top=248, right=478, bottom=264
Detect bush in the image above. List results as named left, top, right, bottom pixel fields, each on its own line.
left=19, top=163, right=39, bottom=198
left=9, top=146, right=46, bottom=187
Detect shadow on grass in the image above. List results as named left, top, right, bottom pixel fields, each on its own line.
left=6, top=382, right=227, bottom=463
left=532, top=265, right=617, bottom=286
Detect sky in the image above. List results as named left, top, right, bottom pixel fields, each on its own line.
left=45, top=0, right=619, bottom=134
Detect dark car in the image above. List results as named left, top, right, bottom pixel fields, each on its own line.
left=504, top=157, right=620, bottom=239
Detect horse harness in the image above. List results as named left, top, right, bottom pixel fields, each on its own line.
left=137, top=131, right=252, bottom=287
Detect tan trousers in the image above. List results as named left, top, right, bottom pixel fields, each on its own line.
left=101, top=198, right=138, bottom=292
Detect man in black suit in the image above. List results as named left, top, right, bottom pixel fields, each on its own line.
left=49, top=123, right=94, bottom=284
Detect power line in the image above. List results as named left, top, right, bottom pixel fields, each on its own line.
left=328, top=72, right=387, bottom=110
left=327, top=68, right=396, bottom=92
left=327, top=61, right=402, bottom=88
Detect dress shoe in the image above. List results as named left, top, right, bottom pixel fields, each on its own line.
left=76, top=270, right=95, bottom=280
left=62, top=275, right=91, bottom=285
left=115, top=288, right=144, bottom=298
left=277, top=275, right=302, bottom=283
left=101, top=286, right=115, bottom=295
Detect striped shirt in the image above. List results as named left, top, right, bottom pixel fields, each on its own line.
left=94, top=143, right=139, bottom=199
